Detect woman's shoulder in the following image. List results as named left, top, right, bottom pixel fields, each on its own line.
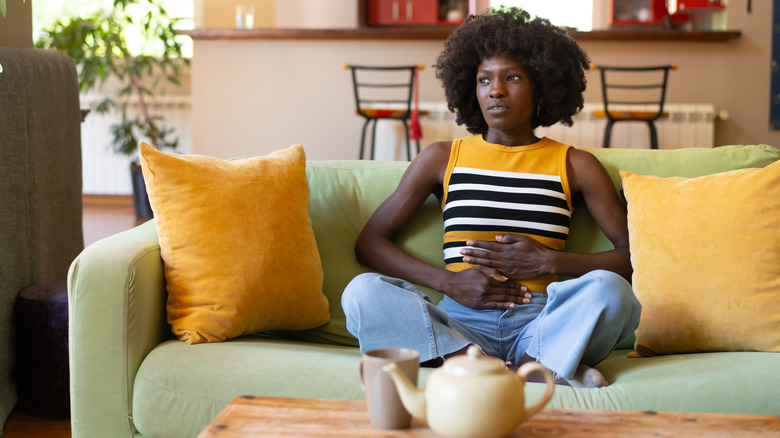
left=415, top=140, right=455, bottom=164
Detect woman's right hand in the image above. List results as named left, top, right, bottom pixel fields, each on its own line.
left=442, top=267, right=531, bottom=310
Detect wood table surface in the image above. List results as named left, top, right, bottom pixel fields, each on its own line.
left=197, top=395, right=780, bottom=437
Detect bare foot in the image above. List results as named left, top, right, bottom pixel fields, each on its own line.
left=512, top=354, right=608, bottom=388
left=566, top=365, right=609, bottom=388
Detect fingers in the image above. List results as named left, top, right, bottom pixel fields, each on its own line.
left=461, top=247, right=500, bottom=268
left=482, top=282, right=533, bottom=309
left=465, top=239, right=498, bottom=250
left=494, top=233, right=518, bottom=243
left=474, top=265, right=506, bottom=281
left=480, top=291, right=532, bottom=310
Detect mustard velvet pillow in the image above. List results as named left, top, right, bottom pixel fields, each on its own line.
left=620, top=160, right=780, bottom=356
left=139, top=142, right=329, bottom=344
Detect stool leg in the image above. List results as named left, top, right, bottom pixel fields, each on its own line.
left=603, top=120, right=615, bottom=148
left=647, top=121, right=659, bottom=149
left=359, top=119, right=370, bottom=160
left=401, top=119, right=411, bottom=161
left=371, top=119, right=378, bottom=160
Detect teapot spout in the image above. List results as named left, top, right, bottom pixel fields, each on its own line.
left=382, top=362, right=427, bottom=420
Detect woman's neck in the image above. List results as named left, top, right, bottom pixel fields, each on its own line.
left=483, top=129, right=540, bottom=147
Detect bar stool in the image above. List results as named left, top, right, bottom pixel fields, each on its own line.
left=591, top=64, right=677, bottom=149
left=344, top=64, right=424, bottom=160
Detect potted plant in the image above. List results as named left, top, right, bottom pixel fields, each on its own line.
left=35, top=0, right=189, bottom=218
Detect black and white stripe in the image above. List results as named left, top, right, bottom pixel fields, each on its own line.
left=443, top=167, right=571, bottom=264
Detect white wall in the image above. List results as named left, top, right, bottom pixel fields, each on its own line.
left=276, top=0, right=359, bottom=29
left=192, top=40, right=449, bottom=160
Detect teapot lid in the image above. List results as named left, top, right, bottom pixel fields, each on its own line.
left=444, top=345, right=506, bottom=376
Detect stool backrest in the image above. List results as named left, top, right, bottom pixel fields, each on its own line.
left=344, top=65, right=418, bottom=120
left=593, top=64, right=676, bottom=122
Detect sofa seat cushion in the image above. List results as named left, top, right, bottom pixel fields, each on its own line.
left=133, top=338, right=780, bottom=438
left=526, top=351, right=780, bottom=415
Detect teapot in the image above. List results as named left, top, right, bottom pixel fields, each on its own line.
left=383, top=345, right=555, bottom=438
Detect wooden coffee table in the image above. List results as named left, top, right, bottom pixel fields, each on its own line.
left=197, top=395, right=780, bottom=437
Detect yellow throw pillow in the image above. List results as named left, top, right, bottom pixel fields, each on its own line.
left=139, top=142, right=329, bottom=344
left=620, top=160, right=780, bottom=356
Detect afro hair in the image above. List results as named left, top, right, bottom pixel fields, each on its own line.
left=434, top=7, right=590, bottom=134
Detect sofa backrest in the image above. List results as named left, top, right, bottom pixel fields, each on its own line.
left=275, top=145, right=780, bottom=348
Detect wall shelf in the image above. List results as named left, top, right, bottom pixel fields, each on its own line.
left=177, top=27, right=741, bottom=42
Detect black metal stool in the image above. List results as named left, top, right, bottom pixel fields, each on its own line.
left=591, top=64, right=677, bottom=149
left=344, top=64, right=425, bottom=160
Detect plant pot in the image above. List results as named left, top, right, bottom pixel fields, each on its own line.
left=130, top=162, right=153, bottom=220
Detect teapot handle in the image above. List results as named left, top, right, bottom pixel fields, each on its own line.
left=516, top=362, right=555, bottom=420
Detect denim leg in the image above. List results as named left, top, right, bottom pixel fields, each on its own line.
left=512, top=270, right=641, bottom=379
left=341, top=273, right=488, bottom=362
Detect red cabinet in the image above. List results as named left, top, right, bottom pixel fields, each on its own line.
left=368, top=0, right=439, bottom=25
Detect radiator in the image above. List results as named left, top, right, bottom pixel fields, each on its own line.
left=80, top=94, right=192, bottom=195
left=372, top=102, right=716, bottom=161
left=535, top=102, right=717, bottom=150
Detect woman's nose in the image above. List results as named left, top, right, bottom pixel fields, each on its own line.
left=489, top=81, right=505, bottom=98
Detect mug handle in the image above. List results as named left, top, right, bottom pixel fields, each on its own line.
left=517, top=362, right=555, bottom=420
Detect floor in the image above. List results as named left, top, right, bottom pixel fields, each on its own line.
left=3, top=196, right=146, bottom=438
left=81, top=195, right=150, bottom=246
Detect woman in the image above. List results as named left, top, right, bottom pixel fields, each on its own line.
left=342, top=7, right=641, bottom=388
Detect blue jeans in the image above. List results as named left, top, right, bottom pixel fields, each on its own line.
left=342, top=270, right=641, bottom=380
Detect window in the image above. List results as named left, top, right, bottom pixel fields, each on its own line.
left=32, top=0, right=194, bottom=57
left=490, top=0, right=594, bottom=31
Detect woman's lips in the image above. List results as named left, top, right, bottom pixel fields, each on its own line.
left=487, top=103, right=510, bottom=113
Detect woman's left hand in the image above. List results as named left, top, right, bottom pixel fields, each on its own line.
left=460, top=234, right=553, bottom=280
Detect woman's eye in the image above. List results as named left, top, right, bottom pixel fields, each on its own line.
left=478, top=77, right=490, bottom=84
left=508, top=74, right=521, bottom=81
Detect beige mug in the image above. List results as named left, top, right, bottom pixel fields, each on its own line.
left=359, top=347, right=420, bottom=429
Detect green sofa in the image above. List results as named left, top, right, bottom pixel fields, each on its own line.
left=68, top=144, right=780, bottom=438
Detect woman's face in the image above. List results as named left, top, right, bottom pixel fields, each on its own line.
left=476, top=53, right=536, bottom=145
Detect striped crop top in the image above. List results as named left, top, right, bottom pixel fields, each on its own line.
left=441, top=135, right=574, bottom=293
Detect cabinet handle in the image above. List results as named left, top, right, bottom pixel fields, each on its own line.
left=406, top=1, right=413, bottom=22
left=392, top=1, right=399, bottom=22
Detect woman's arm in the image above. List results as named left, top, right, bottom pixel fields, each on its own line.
left=552, top=148, right=632, bottom=280
left=355, top=141, right=451, bottom=288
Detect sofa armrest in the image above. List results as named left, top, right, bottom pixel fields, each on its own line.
left=68, top=220, right=170, bottom=438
